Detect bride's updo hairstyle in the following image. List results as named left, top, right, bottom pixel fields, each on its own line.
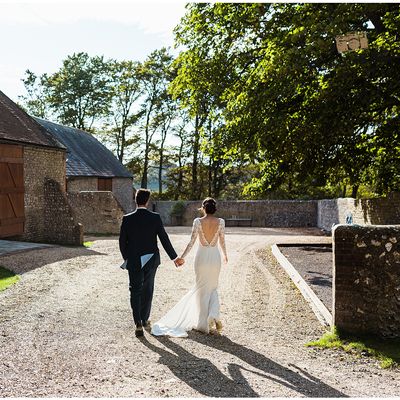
left=201, top=197, right=217, bottom=215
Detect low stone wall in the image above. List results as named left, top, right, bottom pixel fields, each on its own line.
left=112, top=177, right=134, bottom=213
left=67, top=191, right=124, bottom=234
left=318, top=193, right=400, bottom=231
left=153, top=200, right=318, bottom=227
left=67, top=177, right=133, bottom=214
left=21, top=146, right=82, bottom=245
left=333, top=224, right=400, bottom=338
left=67, top=177, right=98, bottom=192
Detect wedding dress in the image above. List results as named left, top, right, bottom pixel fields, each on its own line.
left=151, top=218, right=227, bottom=337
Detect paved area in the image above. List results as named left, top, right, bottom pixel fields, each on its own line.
left=0, top=227, right=399, bottom=397
left=0, top=240, right=52, bottom=257
left=279, top=245, right=333, bottom=312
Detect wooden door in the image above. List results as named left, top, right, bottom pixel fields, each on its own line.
left=98, top=177, right=112, bottom=191
left=0, top=144, right=25, bottom=237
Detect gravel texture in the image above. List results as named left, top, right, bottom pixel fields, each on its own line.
left=279, top=245, right=333, bottom=312
left=0, top=227, right=399, bottom=397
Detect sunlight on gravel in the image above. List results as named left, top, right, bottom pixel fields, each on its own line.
left=0, top=228, right=399, bottom=397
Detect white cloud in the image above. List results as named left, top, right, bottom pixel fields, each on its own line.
left=0, top=1, right=187, bottom=38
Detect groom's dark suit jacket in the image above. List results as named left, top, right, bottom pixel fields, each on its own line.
left=119, top=208, right=177, bottom=270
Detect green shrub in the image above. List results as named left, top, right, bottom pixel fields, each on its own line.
left=170, top=201, right=186, bottom=216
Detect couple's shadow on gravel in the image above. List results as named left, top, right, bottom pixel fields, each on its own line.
left=141, top=332, right=347, bottom=398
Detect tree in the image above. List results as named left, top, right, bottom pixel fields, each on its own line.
left=19, top=70, right=51, bottom=118
left=102, top=60, right=143, bottom=162
left=45, top=52, right=112, bottom=131
left=153, top=93, right=176, bottom=194
left=173, top=3, right=400, bottom=198
left=138, top=48, right=174, bottom=189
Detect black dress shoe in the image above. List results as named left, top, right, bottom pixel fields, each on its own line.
left=143, top=320, right=152, bottom=330
left=135, top=324, right=144, bottom=337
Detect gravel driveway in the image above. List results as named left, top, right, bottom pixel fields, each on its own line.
left=0, top=227, right=399, bottom=397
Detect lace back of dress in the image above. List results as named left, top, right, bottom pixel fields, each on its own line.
left=198, top=218, right=221, bottom=247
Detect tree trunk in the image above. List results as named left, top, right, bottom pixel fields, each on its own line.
left=140, top=105, right=153, bottom=189
left=191, top=114, right=200, bottom=200
left=141, top=145, right=149, bottom=188
left=351, top=184, right=359, bottom=198
left=158, top=150, right=163, bottom=194
left=175, top=136, right=184, bottom=200
left=208, top=158, right=212, bottom=197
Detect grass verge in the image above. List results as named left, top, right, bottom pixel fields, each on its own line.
left=0, top=266, right=20, bottom=291
left=307, top=326, right=400, bottom=369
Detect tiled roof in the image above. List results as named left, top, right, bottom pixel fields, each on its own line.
left=35, top=117, right=132, bottom=178
left=0, top=91, right=65, bottom=150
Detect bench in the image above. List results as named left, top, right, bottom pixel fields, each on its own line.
left=225, top=218, right=252, bottom=227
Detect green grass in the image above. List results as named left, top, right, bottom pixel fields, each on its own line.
left=307, top=326, right=400, bottom=369
left=83, top=241, right=94, bottom=248
left=0, top=266, right=20, bottom=291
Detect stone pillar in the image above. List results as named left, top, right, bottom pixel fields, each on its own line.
left=333, top=224, right=400, bottom=338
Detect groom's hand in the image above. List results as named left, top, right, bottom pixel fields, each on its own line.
left=174, top=257, right=185, bottom=267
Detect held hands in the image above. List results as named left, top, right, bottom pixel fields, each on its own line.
left=174, top=257, right=185, bottom=267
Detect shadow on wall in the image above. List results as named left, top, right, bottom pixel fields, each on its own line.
left=356, top=192, right=400, bottom=225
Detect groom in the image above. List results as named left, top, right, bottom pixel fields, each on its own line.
left=119, top=188, right=184, bottom=337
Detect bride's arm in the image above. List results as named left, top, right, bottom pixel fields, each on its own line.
left=219, top=219, right=228, bottom=263
left=181, top=219, right=199, bottom=259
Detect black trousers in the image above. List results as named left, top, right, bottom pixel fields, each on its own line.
left=127, top=254, right=159, bottom=325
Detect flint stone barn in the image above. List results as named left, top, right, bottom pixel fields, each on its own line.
left=0, top=90, right=82, bottom=244
left=34, top=118, right=134, bottom=214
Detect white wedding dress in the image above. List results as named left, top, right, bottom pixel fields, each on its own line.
left=151, top=218, right=227, bottom=337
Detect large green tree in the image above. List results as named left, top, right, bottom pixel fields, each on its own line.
left=138, top=47, right=174, bottom=189
left=21, top=52, right=112, bottom=132
left=173, top=3, right=400, bottom=198
left=46, top=52, right=112, bottom=131
left=102, top=60, right=143, bottom=162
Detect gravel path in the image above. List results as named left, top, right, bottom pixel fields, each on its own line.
left=0, top=227, right=399, bottom=397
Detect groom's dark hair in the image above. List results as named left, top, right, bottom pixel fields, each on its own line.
left=135, top=188, right=151, bottom=206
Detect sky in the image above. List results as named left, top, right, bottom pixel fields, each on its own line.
left=0, top=0, right=188, bottom=103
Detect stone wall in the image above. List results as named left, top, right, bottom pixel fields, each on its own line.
left=318, top=193, right=400, bottom=231
left=21, top=146, right=82, bottom=245
left=67, top=191, right=124, bottom=234
left=67, top=176, right=133, bottom=213
left=43, top=179, right=83, bottom=245
left=67, top=177, right=98, bottom=192
left=112, top=177, right=134, bottom=213
left=333, top=224, right=400, bottom=338
left=152, top=200, right=318, bottom=227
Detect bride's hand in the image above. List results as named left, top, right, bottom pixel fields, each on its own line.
left=223, top=256, right=228, bottom=264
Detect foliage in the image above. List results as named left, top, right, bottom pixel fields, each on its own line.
left=19, top=70, right=51, bottom=118
left=307, top=326, right=400, bottom=369
left=18, top=4, right=400, bottom=200
left=0, top=266, right=20, bottom=292
left=101, top=60, right=143, bottom=162
left=137, top=48, right=175, bottom=188
left=46, top=53, right=112, bottom=131
left=173, top=3, right=400, bottom=198
left=169, top=200, right=186, bottom=216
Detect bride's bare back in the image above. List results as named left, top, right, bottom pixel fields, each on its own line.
left=199, top=216, right=220, bottom=244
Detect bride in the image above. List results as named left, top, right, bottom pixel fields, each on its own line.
left=151, top=197, right=228, bottom=337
